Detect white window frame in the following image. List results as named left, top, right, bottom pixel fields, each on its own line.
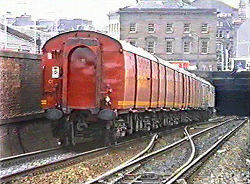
left=183, top=23, right=191, bottom=33
left=148, top=23, right=155, bottom=33
left=147, top=41, right=155, bottom=53
left=201, top=23, right=208, bottom=33
left=129, top=23, right=137, bottom=33
left=166, top=23, right=173, bottom=33
left=201, top=40, right=209, bottom=54
left=183, top=41, right=191, bottom=54
left=166, top=40, right=173, bottom=54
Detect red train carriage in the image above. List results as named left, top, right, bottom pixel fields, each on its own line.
left=41, top=31, right=215, bottom=145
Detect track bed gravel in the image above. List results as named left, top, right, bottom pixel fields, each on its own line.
left=189, top=119, right=249, bottom=184
left=116, top=118, right=241, bottom=182
left=1, top=117, right=234, bottom=184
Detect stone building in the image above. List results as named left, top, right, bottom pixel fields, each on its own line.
left=108, top=0, right=217, bottom=71
left=0, top=23, right=34, bottom=52
left=236, top=0, right=250, bottom=58
left=192, top=0, right=246, bottom=71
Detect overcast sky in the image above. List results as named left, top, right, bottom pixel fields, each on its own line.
left=0, top=0, right=242, bottom=29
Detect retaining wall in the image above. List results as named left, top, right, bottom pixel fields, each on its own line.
left=0, top=51, right=43, bottom=124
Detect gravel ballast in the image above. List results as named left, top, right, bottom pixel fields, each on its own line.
left=3, top=117, right=246, bottom=184
left=190, top=119, right=249, bottom=184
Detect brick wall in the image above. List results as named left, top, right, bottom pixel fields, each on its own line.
left=0, top=51, right=43, bottom=123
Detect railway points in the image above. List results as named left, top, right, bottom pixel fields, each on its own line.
left=0, top=116, right=242, bottom=184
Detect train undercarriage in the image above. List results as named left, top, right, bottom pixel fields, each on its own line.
left=51, top=108, right=214, bottom=146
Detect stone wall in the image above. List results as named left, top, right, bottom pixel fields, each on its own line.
left=0, top=51, right=43, bottom=124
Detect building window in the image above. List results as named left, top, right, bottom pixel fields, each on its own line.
left=183, top=41, right=191, bottom=54
left=148, top=23, right=155, bottom=33
left=201, top=23, right=208, bottom=33
left=130, top=41, right=136, bottom=46
left=116, top=23, right=119, bottom=33
left=129, top=23, right=137, bottom=33
left=166, top=23, right=173, bottom=33
left=147, top=41, right=155, bottom=53
left=219, top=30, right=223, bottom=38
left=166, top=41, right=173, bottom=54
left=111, top=24, right=114, bottom=32
left=184, top=23, right=191, bottom=33
left=201, top=41, right=209, bottom=54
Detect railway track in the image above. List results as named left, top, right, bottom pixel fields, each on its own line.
left=85, top=116, right=246, bottom=184
left=0, top=129, right=161, bottom=183
left=0, top=116, right=233, bottom=183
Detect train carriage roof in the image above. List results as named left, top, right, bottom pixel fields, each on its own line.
left=43, top=30, right=213, bottom=87
left=119, top=40, right=157, bottom=62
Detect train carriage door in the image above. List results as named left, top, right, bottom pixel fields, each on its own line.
left=67, top=46, right=97, bottom=108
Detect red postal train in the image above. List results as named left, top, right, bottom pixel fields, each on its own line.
left=41, top=31, right=215, bottom=145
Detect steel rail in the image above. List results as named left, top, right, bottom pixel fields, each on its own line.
left=0, top=116, right=228, bottom=164
left=0, top=146, right=108, bottom=180
left=0, top=133, right=158, bottom=181
left=163, top=118, right=248, bottom=184
left=85, top=134, right=158, bottom=184
left=0, top=147, right=61, bottom=163
left=85, top=117, right=236, bottom=184
left=164, top=126, right=196, bottom=182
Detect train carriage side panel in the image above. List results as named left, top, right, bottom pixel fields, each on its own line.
left=205, top=85, right=209, bottom=108
left=200, top=83, right=204, bottom=109
left=195, top=80, right=200, bottom=108
left=191, top=77, right=195, bottom=108
left=179, top=72, right=184, bottom=109
left=166, top=67, right=174, bottom=108
left=198, top=81, right=202, bottom=108
left=174, top=71, right=180, bottom=109
left=183, top=74, right=188, bottom=109
left=187, top=76, right=191, bottom=108
left=196, top=81, right=200, bottom=108
left=118, top=51, right=136, bottom=109
left=150, top=61, right=159, bottom=108
left=185, top=75, right=189, bottom=109
left=158, top=64, right=166, bottom=108
left=194, top=79, right=197, bottom=108
left=199, top=82, right=203, bottom=108
left=135, top=56, right=151, bottom=108
left=101, top=45, right=125, bottom=110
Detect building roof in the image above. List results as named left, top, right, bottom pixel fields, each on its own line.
left=57, top=19, right=92, bottom=32
left=192, top=0, right=238, bottom=13
left=120, top=0, right=196, bottom=11
left=0, top=23, right=33, bottom=42
left=118, top=0, right=217, bottom=14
